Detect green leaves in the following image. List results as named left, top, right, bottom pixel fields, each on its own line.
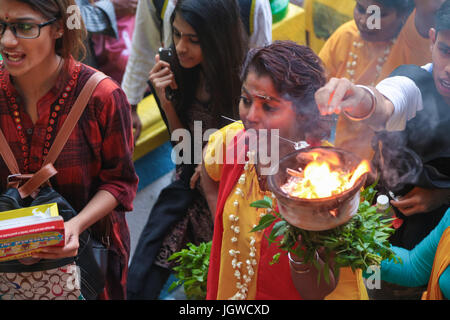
left=249, top=181, right=401, bottom=284
left=168, top=241, right=212, bottom=300
left=249, top=195, right=273, bottom=209
left=251, top=214, right=276, bottom=232
left=272, top=221, right=289, bottom=238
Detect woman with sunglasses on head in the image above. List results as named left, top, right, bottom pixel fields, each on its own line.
left=127, top=0, right=248, bottom=300
left=0, top=0, right=138, bottom=300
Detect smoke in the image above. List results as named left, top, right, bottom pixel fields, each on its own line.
left=281, top=93, right=333, bottom=143
left=374, top=131, right=423, bottom=194
left=375, top=89, right=450, bottom=193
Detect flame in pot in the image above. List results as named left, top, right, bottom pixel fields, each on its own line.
left=281, top=150, right=370, bottom=199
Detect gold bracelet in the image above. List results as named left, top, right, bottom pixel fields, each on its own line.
left=343, top=85, right=376, bottom=121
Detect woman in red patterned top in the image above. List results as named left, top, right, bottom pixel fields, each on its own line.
left=0, top=0, right=138, bottom=300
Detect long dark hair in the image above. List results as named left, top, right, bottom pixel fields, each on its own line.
left=170, top=0, right=248, bottom=128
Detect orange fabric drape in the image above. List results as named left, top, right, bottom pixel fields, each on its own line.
left=422, top=227, right=450, bottom=300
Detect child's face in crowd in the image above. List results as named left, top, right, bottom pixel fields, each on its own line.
left=431, top=28, right=450, bottom=105
left=354, top=0, right=406, bottom=42
left=172, top=13, right=203, bottom=69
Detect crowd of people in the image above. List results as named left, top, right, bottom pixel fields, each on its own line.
left=0, top=0, right=448, bottom=301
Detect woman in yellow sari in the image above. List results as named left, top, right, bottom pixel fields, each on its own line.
left=201, top=41, right=368, bottom=300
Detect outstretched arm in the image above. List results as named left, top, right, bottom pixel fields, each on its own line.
left=315, top=77, right=395, bottom=131
left=380, top=210, right=450, bottom=298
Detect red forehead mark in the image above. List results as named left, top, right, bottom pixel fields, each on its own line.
left=5, top=13, right=9, bottom=20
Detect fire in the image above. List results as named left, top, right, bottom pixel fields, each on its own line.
left=281, top=150, right=370, bottom=200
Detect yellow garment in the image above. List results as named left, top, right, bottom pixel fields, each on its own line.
left=205, top=122, right=272, bottom=299
left=304, top=0, right=355, bottom=54
left=205, top=122, right=367, bottom=300
left=204, top=121, right=244, bottom=182
left=378, top=10, right=432, bottom=80
left=272, top=3, right=306, bottom=45
left=422, top=227, right=450, bottom=300
left=325, top=268, right=368, bottom=300
left=216, top=158, right=271, bottom=300
left=133, top=94, right=170, bottom=161
left=319, top=12, right=432, bottom=161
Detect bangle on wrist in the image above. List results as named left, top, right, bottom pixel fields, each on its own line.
left=344, top=85, right=376, bottom=121
left=288, top=251, right=319, bottom=274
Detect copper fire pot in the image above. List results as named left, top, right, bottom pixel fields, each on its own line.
left=268, top=147, right=368, bottom=231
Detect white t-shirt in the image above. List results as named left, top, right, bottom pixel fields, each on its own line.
left=375, top=63, right=433, bottom=132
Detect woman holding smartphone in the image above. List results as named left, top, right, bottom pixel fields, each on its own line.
left=127, top=0, right=248, bottom=300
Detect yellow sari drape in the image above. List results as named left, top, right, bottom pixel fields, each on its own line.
left=205, top=123, right=367, bottom=300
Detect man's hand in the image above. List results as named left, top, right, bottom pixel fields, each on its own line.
left=314, top=78, right=373, bottom=117
left=391, top=187, right=450, bottom=216
left=315, top=77, right=395, bottom=131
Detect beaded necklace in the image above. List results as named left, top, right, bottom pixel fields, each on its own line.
left=346, top=38, right=396, bottom=86
left=0, top=60, right=81, bottom=172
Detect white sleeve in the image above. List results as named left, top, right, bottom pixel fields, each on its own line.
left=162, top=2, right=175, bottom=48
left=375, top=76, right=424, bottom=132
left=249, top=0, right=272, bottom=48
left=121, top=0, right=162, bottom=106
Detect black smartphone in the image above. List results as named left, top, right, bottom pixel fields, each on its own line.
left=159, top=47, right=174, bottom=65
left=158, top=47, right=177, bottom=101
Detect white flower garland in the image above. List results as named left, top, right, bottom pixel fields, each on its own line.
left=228, top=151, right=275, bottom=300
left=346, top=38, right=395, bottom=86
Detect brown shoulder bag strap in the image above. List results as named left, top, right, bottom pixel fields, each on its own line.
left=0, top=129, right=20, bottom=175
left=0, top=71, right=108, bottom=198
left=43, top=72, right=108, bottom=166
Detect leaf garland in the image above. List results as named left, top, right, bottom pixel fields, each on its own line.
left=250, top=180, right=402, bottom=284
left=168, top=241, right=212, bottom=300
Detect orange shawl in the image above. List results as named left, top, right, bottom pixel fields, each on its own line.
left=422, top=227, right=450, bottom=300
